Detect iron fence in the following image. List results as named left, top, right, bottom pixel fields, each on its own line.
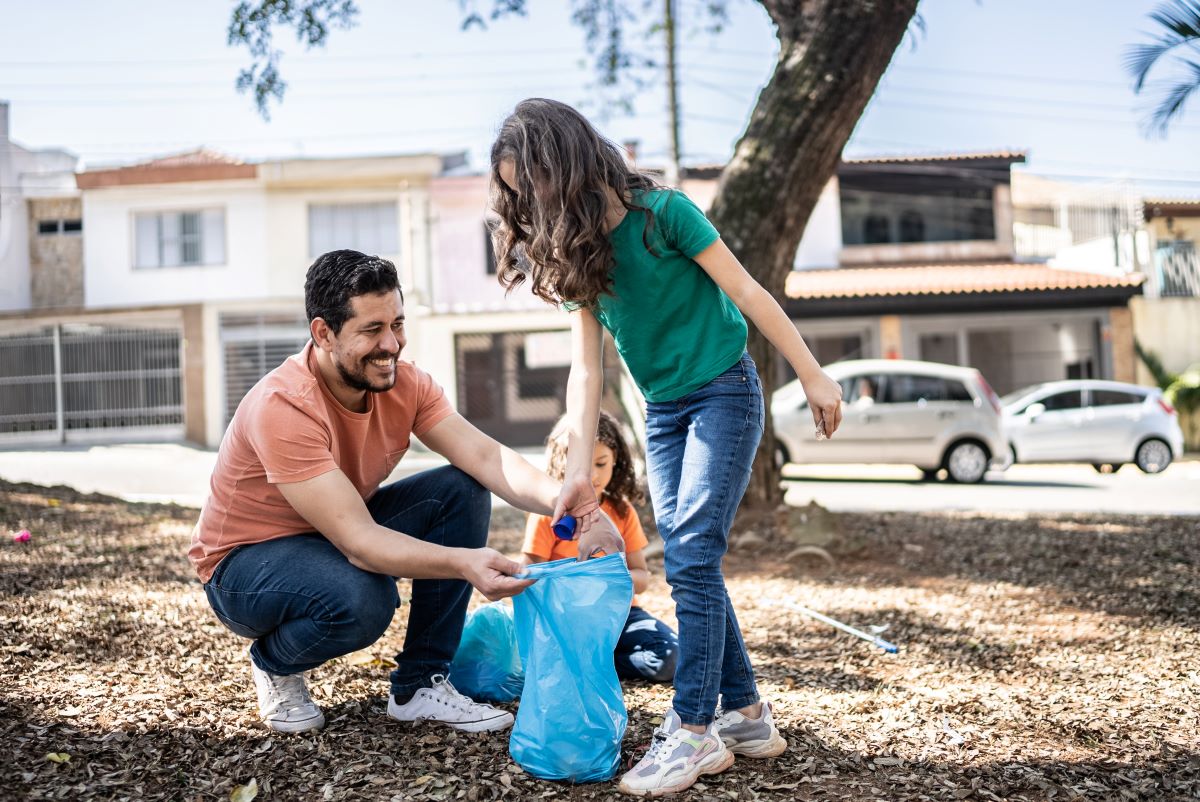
left=0, top=323, right=183, bottom=444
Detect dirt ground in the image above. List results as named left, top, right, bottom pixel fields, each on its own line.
left=1, top=480, right=1197, bottom=801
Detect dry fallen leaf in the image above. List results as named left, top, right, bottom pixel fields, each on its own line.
left=230, top=778, right=258, bottom=802
left=44, top=753, right=70, bottom=764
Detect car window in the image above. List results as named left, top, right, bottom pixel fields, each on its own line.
left=945, top=379, right=973, bottom=402
left=882, top=374, right=962, bottom=404
left=1037, top=390, right=1084, bottom=411
left=1090, top=389, right=1143, bottom=407
left=843, top=374, right=883, bottom=404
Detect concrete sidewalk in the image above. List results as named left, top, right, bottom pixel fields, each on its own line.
left=0, top=442, right=545, bottom=509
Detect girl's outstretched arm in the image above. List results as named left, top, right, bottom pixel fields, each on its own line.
left=553, top=307, right=617, bottom=558
left=692, top=238, right=844, bottom=437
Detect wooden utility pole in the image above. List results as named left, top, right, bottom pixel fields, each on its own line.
left=664, top=0, right=682, bottom=187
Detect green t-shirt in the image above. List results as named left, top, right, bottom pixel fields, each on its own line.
left=592, top=189, right=748, bottom=403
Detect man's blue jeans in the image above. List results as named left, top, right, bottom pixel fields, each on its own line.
left=203, top=465, right=490, bottom=701
left=644, top=352, right=764, bottom=726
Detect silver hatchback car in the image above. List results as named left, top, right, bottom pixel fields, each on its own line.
left=1001, top=380, right=1185, bottom=473
left=772, top=359, right=1011, bottom=483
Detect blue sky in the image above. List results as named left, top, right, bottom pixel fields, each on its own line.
left=1, top=0, right=1197, bottom=195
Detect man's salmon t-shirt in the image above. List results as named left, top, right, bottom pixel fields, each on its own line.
left=188, top=341, right=454, bottom=583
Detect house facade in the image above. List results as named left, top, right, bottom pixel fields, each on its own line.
left=0, top=148, right=457, bottom=448
left=0, top=136, right=1170, bottom=451
left=769, top=153, right=1146, bottom=396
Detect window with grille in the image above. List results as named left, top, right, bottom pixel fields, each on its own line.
left=308, top=202, right=399, bottom=258
left=134, top=209, right=225, bottom=268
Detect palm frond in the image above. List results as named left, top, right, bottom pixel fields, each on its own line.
left=1125, top=0, right=1200, bottom=91
left=1146, top=58, right=1200, bottom=135
left=1148, top=0, right=1200, bottom=39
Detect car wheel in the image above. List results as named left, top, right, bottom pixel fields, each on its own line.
left=774, top=442, right=790, bottom=470
left=1134, top=439, right=1172, bottom=474
left=1009, top=444, right=1019, bottom=465
left=945, top=440, right=989, bottom=484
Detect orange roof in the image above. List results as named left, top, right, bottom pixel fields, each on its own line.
left=77, top=148, right=256, bottom=189
left=843, top=150, right=1027, bottom=165
left=785, top=263, right=1143, bottom=300
left=1144, top=198, right=1200, bottom=218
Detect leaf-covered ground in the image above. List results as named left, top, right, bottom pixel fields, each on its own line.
left=1, top=480, right=1197, bottom=801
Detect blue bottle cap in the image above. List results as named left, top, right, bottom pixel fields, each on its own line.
left=552, top=514, right=577, bottom=540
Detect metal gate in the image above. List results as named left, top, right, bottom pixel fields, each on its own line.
left=455, top=330, right=571, bottom=446
left=219, top=312, right=310, bottom=427
left=0, top=323, right=184, bottom=445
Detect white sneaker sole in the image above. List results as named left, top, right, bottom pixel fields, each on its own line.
left=726, top=730, right=787, bottom=758
left=262, top=709, right=325, bottom=734
left=386, top=698, right=514, bottom=733
left=617, top=747, right=735, bottom=797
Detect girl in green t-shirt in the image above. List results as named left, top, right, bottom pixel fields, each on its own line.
left=489, top=97, right=844, bottom=797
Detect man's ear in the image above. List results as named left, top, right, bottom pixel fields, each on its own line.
left=311, top=317, right=335, bottom=351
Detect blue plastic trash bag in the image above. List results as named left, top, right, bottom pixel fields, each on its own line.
left=448, top=601, right=524, bottom=703
left=510, top=554, right=634, bottom=783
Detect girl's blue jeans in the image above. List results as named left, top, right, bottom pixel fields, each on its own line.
left=644, top=351, right=764, bottom=726
left=202, top=465, right=491, bottom=702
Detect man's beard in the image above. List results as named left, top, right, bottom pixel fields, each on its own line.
left=336, top=351, right=396, bottom=393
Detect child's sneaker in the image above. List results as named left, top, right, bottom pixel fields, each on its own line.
left=617, top=709, right=734, bottom=797
left=250, top=659, right=325, bottom=734
left=387, top=674, right=513, bottom=732
left=714, top=700, right=787, bottom=757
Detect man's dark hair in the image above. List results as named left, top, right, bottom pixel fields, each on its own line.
left=304, top=250, right=403, bottom=333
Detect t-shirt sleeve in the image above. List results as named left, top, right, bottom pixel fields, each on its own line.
left=245, top=390, right=339, bottom=485
left=411, top=366, right=456, bottom=437
left=522, top=514, right=557, bottom=560
left=658, top=190, right=721, bottom=258
left=617, top=503, right=650, bottom=553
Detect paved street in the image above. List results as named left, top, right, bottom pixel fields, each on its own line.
left=2, top=442, right=1197, bottom=516
left=782, top=460, right=1200, bottom=516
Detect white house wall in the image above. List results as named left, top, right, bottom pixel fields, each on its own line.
left=429, top=175, right=544, bottom=313
left=82, top=180, right=269, bottom=308
left=794, top=178, right=843, bottom=269
left=261, top=185, right=412, bottom=300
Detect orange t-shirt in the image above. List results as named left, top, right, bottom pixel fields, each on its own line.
left=188, top=341, right=454, bottom=582
left=523, top=498, right=650, bottom=606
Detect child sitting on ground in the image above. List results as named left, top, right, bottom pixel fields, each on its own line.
left=522, top=411, right=678, bottom=683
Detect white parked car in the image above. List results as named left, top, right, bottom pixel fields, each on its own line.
left=772, top=359, right=1011, bottom=483
left=1001, top=380, right=1185, bottom=474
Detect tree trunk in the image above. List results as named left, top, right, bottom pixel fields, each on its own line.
left=708, top=0, right=919, bottom=511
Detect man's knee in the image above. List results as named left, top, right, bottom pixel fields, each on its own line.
left=331, top=573, right=397, bottom=651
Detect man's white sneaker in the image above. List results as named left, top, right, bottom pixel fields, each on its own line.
left=387, top=674, right=514, bottom=733
left=617, top=709, right=734, bottom=797
left=714, top=700, right=787, bottom=758
left=250, top=660, right=325, bottom=734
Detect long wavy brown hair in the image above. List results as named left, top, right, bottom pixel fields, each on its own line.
left=489, top=98, right=660, bottom=306
left=544, top=410, right=644, bottom=517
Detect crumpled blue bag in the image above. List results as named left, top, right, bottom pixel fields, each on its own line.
left=510, top=554, right=634, bottom=783
left=448, top=601, right=524, bottom=703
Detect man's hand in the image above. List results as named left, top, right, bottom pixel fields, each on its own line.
left=575, top=511, right=625, bottom=562
left=456, top=548, right=535, bottom=601
left=552, top=472, right=601, bottom=537
left=802, top=369, right=844, bottom=439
